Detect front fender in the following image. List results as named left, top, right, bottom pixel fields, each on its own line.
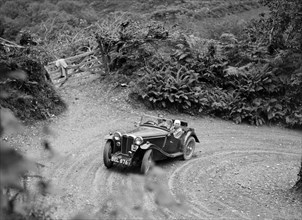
left=104, top=135, right=117, bottom=153
left=140, top=142, right=153, bottom=150
left=104, top=134, right=113, bottom=140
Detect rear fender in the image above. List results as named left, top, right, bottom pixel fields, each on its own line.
left=184, top=130, right=200, bottom=143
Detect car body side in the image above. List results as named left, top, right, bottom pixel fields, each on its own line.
left=104, top=124, right=199, bottom=163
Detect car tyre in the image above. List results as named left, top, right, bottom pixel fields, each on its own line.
left=103, top=141, right=113, bottom=168
left=183, top=136, right=195, bottom=160
left=141, top=149, right=153, bottom=174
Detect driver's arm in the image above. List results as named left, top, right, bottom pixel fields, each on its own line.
left=173, top=128, right=184, bottom=139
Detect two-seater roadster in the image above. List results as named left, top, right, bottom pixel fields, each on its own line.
left=103, top=115, right=199, bottom=174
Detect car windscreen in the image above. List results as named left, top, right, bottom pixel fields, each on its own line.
left=140, top=115, right=173, bottom=130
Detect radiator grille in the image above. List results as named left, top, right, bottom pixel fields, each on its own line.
left=121, top=135, right=133, bottom=154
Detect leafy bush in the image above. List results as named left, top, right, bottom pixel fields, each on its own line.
left=138, top=60, right=199, bottom=110
left=132, top=30, right=302, bottom=127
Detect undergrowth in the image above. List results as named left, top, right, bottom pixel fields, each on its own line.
left=0, top=46, right=66, bottom=123
left=96, top=12, right=302, bottom=128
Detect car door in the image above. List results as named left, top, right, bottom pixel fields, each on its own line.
left=164, top=133, right=181, bottom=153
left=144, top=136, right=166, bottom=148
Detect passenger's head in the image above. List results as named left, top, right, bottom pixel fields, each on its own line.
left=174, top=120, right=181, bottom=128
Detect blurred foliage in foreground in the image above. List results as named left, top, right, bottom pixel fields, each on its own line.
left=0, top=70, right=52, bottom=220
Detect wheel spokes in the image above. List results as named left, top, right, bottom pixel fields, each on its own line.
left=186, top=142, right=193, bottom=155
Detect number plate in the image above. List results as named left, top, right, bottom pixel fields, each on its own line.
left=111, top=156, right=131, bottom=166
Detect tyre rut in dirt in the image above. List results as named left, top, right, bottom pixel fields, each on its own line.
left=103, top=141, right=113, bottom=168
left=169, top=149, right=302, bottom=219
left=183, top=136, right=196, bottom=160
left=141, top=149, right=153, bottom=174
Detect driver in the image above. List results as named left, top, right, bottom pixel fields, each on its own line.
left=171, top=120, right=183, bottom=139
left=157, top=115, right=169, bottom=128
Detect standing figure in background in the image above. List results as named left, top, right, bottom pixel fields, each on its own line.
left=55, top=56, right=68, bottom=78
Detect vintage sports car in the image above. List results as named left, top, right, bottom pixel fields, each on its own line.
left=103, top=115, right=199, bottom=174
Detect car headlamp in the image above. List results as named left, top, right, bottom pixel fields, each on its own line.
left=113, top=132, right=122, bottom=141
left=131, top=145, right=138, bottom=152
left=134, top=136, right=143, bottom=145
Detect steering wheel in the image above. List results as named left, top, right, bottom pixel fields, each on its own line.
left=160, top=125, right=168, bottom=129
left=144, top=120, right=156, bottom=125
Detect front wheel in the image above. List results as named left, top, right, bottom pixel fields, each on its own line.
left=141, top=149, right=153, bottom=174
left=183, top=136, right=196, bottom=160
left=103, top=141, right=113, bottom=168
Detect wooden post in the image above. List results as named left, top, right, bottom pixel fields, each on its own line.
left=43, top=66, right=53, bottom=84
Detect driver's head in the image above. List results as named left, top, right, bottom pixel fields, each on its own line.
left=174, top=120, right=181, bottom=128
left=158, top=114, right=164, bottom=123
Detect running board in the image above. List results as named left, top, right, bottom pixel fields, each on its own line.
left=169, top=152, right=183, bottom=158
left=150, top=146, right=183, bottom=158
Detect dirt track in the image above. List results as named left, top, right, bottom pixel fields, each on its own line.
left=11, top=76, right=302, bottom=219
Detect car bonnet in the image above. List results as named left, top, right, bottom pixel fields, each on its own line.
left=126, top=126, right=168, bottom=138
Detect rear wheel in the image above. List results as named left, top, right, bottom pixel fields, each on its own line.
left=183, top=136, right=196, bottom=160
left=141, top=149, right=153, bottom=174
left=103, top=141, right=113, bottom=168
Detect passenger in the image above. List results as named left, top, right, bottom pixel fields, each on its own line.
left=171, top=120, right=183, bottom=139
